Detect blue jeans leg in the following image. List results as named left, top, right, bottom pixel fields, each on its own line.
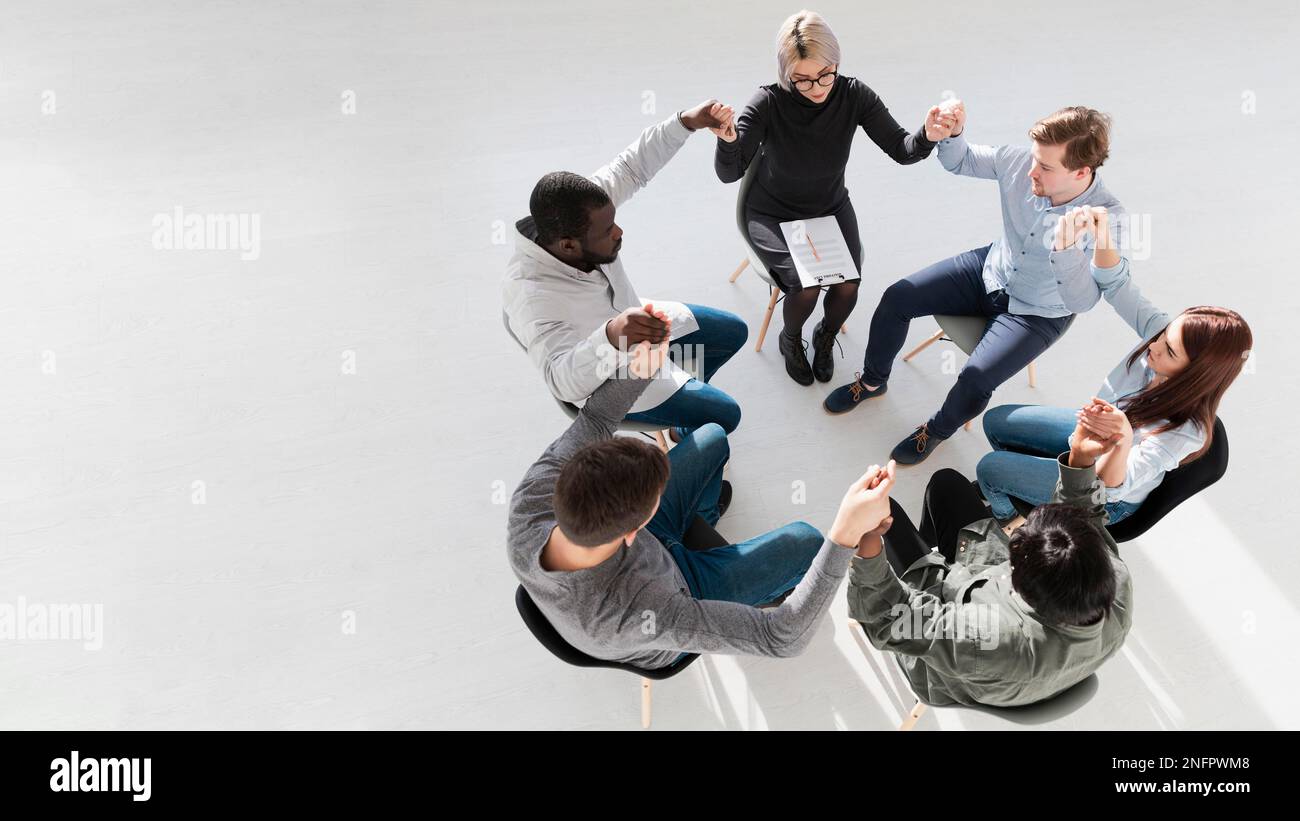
left=982, top=404, right=1077, bottom=456
left=1106, top=500, right=1139, bottom=524
left=669, top=521, right=825, bottom=607
left=644, top=424, right=730, bottom=550
left=976, top=450, right=1062, bottom=521
left=623, top=379, right=742, bottom=436
left=979, top=404, right=1081, bottom=519
left=674, top=303, right=748, bottom=384
left=623, top=304, right=746, bottom=437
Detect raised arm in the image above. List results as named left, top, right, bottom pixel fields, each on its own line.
left=1088, top=211, right=1171, bottom=340
left=592, top=100, right=733, bottom=207
left=857, top=82, right=936, bottom=165
left=589, top=114, right=692, bottom=209
left=934, top=100, right=1006, bottom=180
left=714, top=88, right=769, bottom=184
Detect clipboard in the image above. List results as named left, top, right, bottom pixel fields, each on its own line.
left=778, top=216, right=861, bottom=288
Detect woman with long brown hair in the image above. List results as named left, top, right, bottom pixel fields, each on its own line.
left=976, top=289, right=1252, bottom=525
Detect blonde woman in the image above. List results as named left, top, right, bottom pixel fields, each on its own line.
left=715, top=9, right=953, bottom=385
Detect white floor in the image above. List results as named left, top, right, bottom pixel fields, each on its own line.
left=1, top=0, right=1297, bottom=730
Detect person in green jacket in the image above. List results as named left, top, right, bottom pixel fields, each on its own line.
left=847, top=420, right=1132, bottom=707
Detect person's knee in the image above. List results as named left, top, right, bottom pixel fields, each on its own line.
left=691, top=421, right=730, bottom=459
left=982, top=403, right=1014, bottom=442
left=956, top=362, right=998, bottom=398
left=880, top=278, right=909, bottom=307
left=786, top=521, right=825, bottom=551
left=713, top=394, right=741, bottom=433
left=975, top=451, right=1001, bottom=485
left=716, top=310, right=749, bottom=352
left=927, top=467, right=971, bottom=496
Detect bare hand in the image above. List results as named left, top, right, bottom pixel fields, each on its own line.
left=710, top=104, right=737, bottom=142
left=1069, top=419, right=1122, bottom=464
left=924, top=104, right=959, bottom=141
left=682, top=99, right=734, bottom=137
left=1054, top=205, right=1107, bottom=251
left=628, top=338, right=670, bottom=379
left=606, top=306, right=670, bottom=348
left=829, top=460, right=897, bottom=547
left=938, top=98, right=965, bottom=136
left=1076, top=397, right=1129, bottom=441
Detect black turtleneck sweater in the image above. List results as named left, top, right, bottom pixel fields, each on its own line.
left=715, top=75, right=935, bottom=218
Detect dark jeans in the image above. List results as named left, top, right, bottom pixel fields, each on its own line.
left=882, top=469, right=991, bottom=577
left=861, top=245, right=1074, bottom=438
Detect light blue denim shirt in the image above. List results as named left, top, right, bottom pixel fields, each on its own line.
left=936, top=133, right=1131, bottom=318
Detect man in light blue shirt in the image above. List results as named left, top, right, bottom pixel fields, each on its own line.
left=825, top=103, right=1133, bottom=465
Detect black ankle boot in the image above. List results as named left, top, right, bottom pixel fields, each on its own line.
left=811, top=321, right=838, bottom=383
left=778, top=328, right=814, bottom=386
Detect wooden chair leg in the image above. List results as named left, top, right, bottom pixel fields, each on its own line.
left=899, top=700, right=927, bottom=731
left=755, top=288, right=780, bottom=352
left=1027, top=360, right=1037, bottom=388
left=653, top=431, right=669, bottom=452
left=641, top=678, right=652, bottom=729
left=728, top=258, right=749, bottom=283
left=903, top=328, right=945, bottom=362
left=964, top=420, right=973, bottom=432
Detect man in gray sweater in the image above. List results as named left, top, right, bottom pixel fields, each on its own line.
left=509, top=338, right=894, bottom=669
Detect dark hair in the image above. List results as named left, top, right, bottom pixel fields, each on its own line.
left=528, top=171, right=610, bottom=245
left=1028, top=106, right=1112, bottom=171
left=1122, top=306, right=1252, bottom=463
left=554, top=437, right=669, bottom=547
left=1009, top=504, right=1116, bottom=626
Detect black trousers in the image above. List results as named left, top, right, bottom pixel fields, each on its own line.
left=883, top=468, right=992, bottom=577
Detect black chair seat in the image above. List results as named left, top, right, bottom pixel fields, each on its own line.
left=515, top=514, right=730, bottom=680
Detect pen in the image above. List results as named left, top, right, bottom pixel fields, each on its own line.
left=806, top=231, right=821, bottom=262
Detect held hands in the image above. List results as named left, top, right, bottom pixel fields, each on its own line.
left=606, top=304, right=670, bottom=348
left=925, top=99, right=963, bottom=141
left=682, top=100, right=736, bottom=141
left=625, top=303, right=672, bottom=378
left=1053, top=205, right=1108, bottom=251
left=829, top=460, right=897, bottom=548
left=1069, top=401, right=1126, bottom=466
left=1076, top=397, right=1132, bottom=442
left=628, top=337, right=670, bottom=379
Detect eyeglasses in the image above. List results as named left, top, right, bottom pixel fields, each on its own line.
left=790, top=71, right=837, bottom=92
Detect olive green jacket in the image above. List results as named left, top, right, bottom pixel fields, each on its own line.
left=847, top=456, right=1133, bottom=707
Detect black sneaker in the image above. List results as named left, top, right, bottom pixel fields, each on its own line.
left=778, top=329, right=814, bottom=386
left=717, top=480, right=733, bottom=519
left=890, top=424, right=946, bottom=466
left=811, top=320, right=839, bottom=383
left=823, top=372, right=887, bottom=414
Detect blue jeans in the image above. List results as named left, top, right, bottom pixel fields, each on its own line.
left=860, top=245, right=1074, bottom=438
left=644, top=424, right=824, bottom=611
left=624, top=304, right=747, bottom=436
left=976, top=404, right=1140, bottom=524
